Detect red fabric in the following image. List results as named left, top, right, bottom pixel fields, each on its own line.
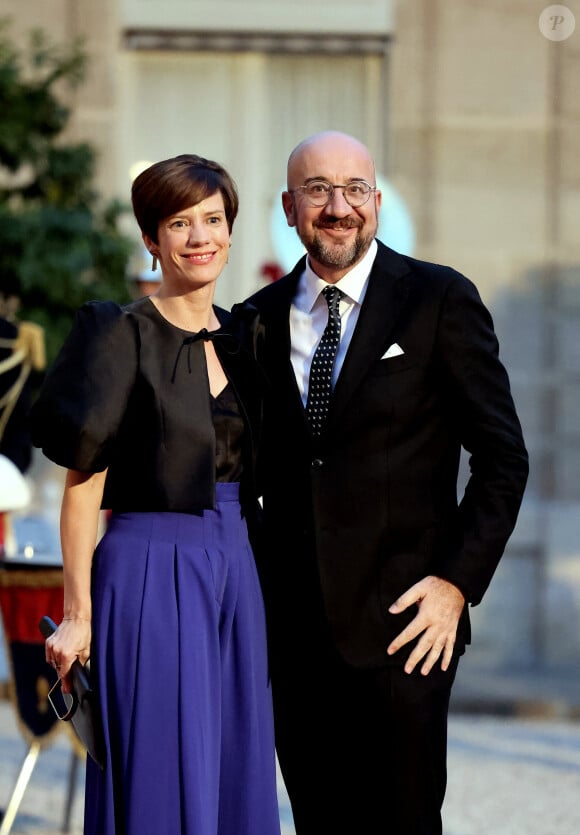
left=0, top=583, right=63, bottom=643
left=260, top=261, right=284, bottom=283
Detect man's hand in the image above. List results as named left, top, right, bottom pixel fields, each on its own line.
left=387, top=576, right=465, bottom=675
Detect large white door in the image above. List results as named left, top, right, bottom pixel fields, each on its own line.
left=116, top=49, right=387, bottom=305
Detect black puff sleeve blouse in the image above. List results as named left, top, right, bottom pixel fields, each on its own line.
left=29, top=297, right=264, bottom=514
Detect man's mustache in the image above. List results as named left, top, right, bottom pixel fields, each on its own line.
left=314, top=218, right=361, bottom=231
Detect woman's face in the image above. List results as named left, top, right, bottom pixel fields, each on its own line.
left=146, top=191, right=230, bottom=290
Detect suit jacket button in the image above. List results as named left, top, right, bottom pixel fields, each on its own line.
left=312, top=458, right=324, bottom=470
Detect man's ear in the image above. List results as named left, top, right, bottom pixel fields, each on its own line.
left=281, top=191, right=296, bottom=228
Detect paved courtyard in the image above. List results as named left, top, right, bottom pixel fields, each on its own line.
left=1, top=699, right=579, bottom=834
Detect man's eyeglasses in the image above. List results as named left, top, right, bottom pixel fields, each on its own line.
left=290, top=180, right=376, bottom=208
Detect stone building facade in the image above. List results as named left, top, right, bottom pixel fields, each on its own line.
left=3, top=0, right=580, bottom=672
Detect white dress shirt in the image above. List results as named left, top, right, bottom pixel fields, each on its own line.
left=290, top=239, right=378, bottom=406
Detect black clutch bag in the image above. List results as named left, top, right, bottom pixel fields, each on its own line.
left=39, top=615, right=106, bottom=770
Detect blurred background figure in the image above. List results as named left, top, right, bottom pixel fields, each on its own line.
left=126, top=245, right=163, bottom=299
left=0, top=271, right=46, bottom=474
left=0, top=271, right=46, bottom=557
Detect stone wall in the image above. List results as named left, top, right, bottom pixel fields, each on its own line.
left=390, top=0, right=580, bottom=668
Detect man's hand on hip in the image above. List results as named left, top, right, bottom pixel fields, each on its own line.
left=386, top=576, right=465, bottom=675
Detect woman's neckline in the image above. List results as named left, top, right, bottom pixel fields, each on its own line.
left=210, top=381, right=232, bottom=402
left=143, top=296, right=224, bottom=335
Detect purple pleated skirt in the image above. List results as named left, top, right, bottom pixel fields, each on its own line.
left=84, top=483, right=280, bottom=835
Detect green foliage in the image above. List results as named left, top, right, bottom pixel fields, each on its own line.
left=0, top=19, right=132, bottom=363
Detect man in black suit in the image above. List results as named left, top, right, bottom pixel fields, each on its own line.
left=249, top=131, right=528, bottom=834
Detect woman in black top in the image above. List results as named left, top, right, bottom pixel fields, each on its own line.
left=31, top=155, right=280, bottom=835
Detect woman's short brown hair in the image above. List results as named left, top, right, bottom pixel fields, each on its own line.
left=131, top=154, right=239, bottom=242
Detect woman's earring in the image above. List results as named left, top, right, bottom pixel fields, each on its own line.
left=151, top=254, right=158, bottom=272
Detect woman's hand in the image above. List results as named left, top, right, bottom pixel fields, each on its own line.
left=45, top=617, right=91, bottom=694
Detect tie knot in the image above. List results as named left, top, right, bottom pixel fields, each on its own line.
left=321, top=285, right=342, bottom=313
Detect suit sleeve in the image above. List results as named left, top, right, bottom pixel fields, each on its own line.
left=29, top=301, right=137, bottom=472
left=434, top=273, right=529, bottom=604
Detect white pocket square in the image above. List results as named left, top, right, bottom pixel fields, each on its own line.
left=381, top=343, right=404, bottom=359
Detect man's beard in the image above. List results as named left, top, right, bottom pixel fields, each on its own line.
left=298, top=219, right=377, bottom=271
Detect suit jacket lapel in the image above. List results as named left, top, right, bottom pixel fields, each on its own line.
left=330, top=242, right=412, bottom=425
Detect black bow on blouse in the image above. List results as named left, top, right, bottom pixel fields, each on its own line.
left=170, top=329, right=241, bottom=384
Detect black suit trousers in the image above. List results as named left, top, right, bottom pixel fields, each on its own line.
left=272, top=634, right=459, bottom=835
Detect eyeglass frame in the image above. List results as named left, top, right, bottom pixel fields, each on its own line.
left=288, top=179, right=377, bottom=208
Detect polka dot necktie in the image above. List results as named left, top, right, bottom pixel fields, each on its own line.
left=306, top=285, right=344, bottom=436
